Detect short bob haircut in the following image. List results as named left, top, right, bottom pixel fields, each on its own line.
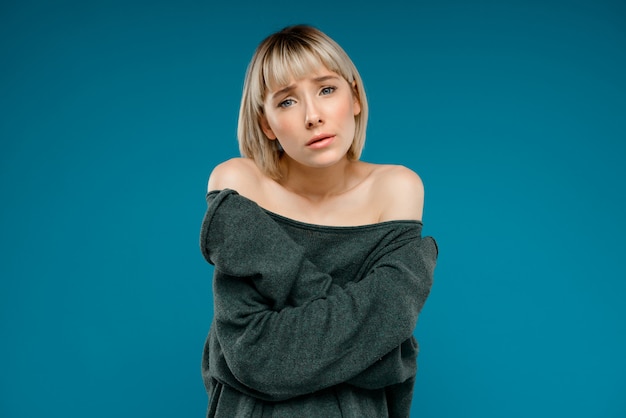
left=237, top=24, right=369, bottom=180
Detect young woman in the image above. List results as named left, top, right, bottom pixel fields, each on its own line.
left=199, top=24, right=438, bottom=417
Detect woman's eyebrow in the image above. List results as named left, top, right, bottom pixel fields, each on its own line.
left=312, top=75, right=340, bottom=83
left=271, top=84, right=296, bottom=99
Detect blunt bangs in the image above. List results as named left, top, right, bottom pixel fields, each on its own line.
left=255, top=35, right=355, bottom=109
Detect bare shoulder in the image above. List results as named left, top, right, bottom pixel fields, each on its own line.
left=372, top=164, right=425, bottom=222
left=207, top=157, right=262, bottom=195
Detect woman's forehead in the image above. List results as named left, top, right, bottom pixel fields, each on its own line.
left=265, top=64, right=335, bottom=89
left=263, top=48, right=335, bottom=85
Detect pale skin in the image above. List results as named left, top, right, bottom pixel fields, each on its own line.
left=208, top=66, right=424, bottom=226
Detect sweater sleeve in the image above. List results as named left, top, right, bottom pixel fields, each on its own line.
left=347, top=336, right=419, bottom=390
left=200, top=189, right=437, bottom=400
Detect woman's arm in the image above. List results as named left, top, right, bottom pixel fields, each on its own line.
left=201, top=189, right=437, bottom=400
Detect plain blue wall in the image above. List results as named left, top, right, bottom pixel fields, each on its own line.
left=1, top=0, right=625, bottom=417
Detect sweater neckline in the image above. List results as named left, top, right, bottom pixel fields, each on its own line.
left=207, top=188, right=422, bottom=232
left=262, top=208, right=422, bottom=232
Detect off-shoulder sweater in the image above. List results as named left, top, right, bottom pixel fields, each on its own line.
left=199, top=189, right=437, bottom=417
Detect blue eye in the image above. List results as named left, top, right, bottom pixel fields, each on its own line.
left=320, top=86, right=336, bottom=95
left=279, top=99, right=295, bottom=108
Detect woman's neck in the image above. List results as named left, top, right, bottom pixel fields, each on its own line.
left=277, top=157, right=360, bottom=203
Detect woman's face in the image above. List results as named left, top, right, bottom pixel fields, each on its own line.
left=261, top=66, right=361, bottom=170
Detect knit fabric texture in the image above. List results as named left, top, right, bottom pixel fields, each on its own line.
left=199, top=189, right=437, bottom=417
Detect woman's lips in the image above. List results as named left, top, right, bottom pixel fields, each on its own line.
left=306, top=134, right=335, bottom=149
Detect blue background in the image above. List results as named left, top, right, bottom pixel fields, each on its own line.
left=1, top=0, right=625, bottom=417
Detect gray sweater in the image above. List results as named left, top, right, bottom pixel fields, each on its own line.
left=199, top=189, right=437, bottom=417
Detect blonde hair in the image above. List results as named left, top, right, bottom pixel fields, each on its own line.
left=237, top=24, right=369, bottom=180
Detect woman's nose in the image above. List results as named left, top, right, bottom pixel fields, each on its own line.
left=305, top=102, right=322, bottom=128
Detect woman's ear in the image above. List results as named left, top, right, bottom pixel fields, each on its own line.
left=259, top=115, right=277, bottom=140
left=352, top=81, right=362, bottom=116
